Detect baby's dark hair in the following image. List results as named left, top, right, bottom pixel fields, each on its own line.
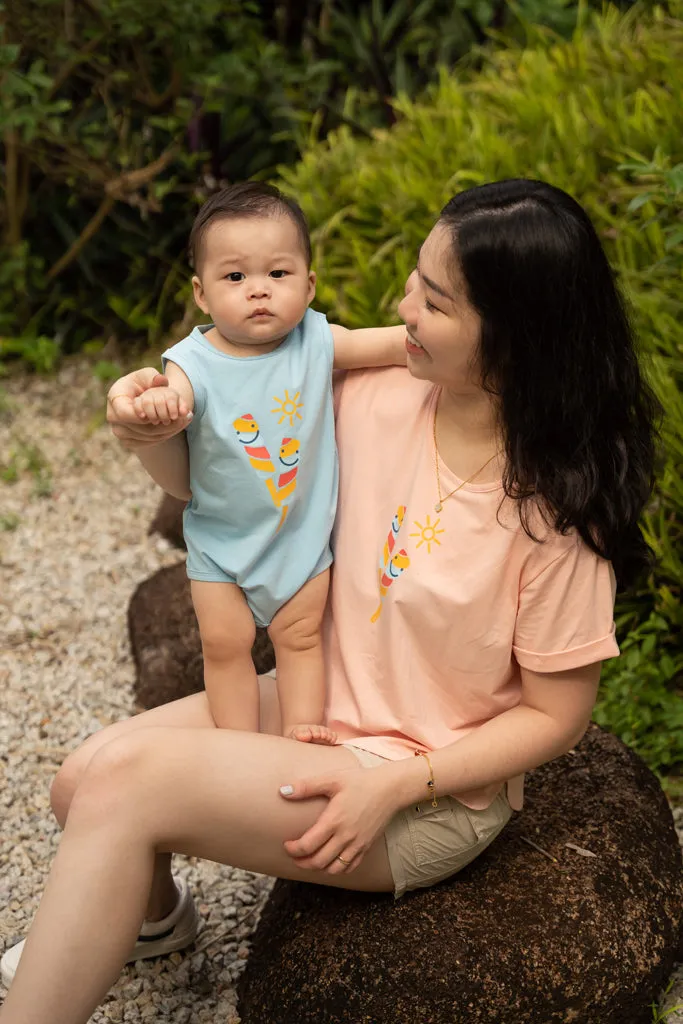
left=439, top=179, right=661, bottom=590
left=189, top=182, right=312, bottom=272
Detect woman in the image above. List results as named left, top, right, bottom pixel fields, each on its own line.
left=0, top=179, right=658, bottom=1023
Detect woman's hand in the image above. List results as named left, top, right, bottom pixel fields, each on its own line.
left=279, top=764, right=398, bottom=875
left=107, top=368, right=192, bottom=451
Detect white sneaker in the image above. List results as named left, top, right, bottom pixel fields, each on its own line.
left=0, top=876, right=199, bottom=989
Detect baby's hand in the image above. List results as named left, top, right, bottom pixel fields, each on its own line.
left=288, top=724, right=338, bottom=746
left=133, top=386, right=184, bottom=426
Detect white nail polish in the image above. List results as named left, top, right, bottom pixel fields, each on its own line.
left=280, top=785, right=294, bottom=796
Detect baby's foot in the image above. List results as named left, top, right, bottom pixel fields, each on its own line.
left=288, top=724, right=338, bottom=745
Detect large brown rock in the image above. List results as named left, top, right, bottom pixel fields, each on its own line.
left=237, top=725, right=683, bottom=1024
left=128, top=563, right=275, bottom=710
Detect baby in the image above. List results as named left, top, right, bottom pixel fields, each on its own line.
left=132, top=181, right=405, bottom=742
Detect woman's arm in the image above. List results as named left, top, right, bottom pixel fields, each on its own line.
left=330, top=324, right=407, bottom=370
left=394, top=661, right=601, bottom=804
left=107, top=368, right=192, bottom=449
left=281, top=661, right=601, bottom=871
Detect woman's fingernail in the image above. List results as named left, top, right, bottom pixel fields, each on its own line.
left=280, top=785, right=294, bottom=796
left=185, top=411, right=193, bottom=420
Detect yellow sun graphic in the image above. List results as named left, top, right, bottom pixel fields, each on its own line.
left=409, top=514, right=445, bottom=554
left=272, top=390, right=304, bottom=426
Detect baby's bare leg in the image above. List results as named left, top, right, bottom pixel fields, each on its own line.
left=267, top=569, right=334, bottom=742
left=191, top=580, right=259, bottom=732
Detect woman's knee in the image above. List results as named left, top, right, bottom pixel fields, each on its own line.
left=51, top=728, right=148, bottom=824
left=66, top=731, right=159, bottom=823
left=50, top=715, right=128, bottom=822
left=50, top=734, right=104, bottom=825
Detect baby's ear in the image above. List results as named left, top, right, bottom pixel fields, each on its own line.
left=192, top=275, right=209, bottom=314
left=307, top=270, right=317, bottom=303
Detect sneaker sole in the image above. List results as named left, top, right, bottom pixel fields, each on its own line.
left=128, top=916, right=199, bottom=962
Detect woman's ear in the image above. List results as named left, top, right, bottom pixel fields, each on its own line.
left=192, top=275, right=209, bottom=314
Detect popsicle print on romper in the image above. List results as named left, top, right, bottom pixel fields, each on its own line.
left=232, top=413, right=302, bottom=532
left=371, top=504, right=411, bottom=623
left=233, top=414, right=275, bottom=473
left=268, top=391, right=305, bottom=528
left=266, top=437, right=300, bottom=532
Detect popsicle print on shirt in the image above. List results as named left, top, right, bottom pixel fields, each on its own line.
left=371, top=505, right=410, bottom=623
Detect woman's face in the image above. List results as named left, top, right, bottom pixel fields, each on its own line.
left=398, top=222, right=482, bottom=392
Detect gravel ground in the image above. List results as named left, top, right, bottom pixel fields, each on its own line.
left=0, top=364, right=273, bottom=1022
left=1, top=363, right=681, bottom=1023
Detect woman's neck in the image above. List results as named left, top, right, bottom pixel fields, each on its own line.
left=438, top=386, right=501, bottom=447
left=434, top=386, right=503, bottom=484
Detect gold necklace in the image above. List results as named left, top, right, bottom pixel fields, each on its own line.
left=432, top=408, right=501, bottom=513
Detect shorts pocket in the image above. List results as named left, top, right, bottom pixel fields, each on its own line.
left=461, top=791, right=512, bottom=844
left=407, top=798, right=479, bottom=870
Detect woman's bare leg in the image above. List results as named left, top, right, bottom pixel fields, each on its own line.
left=0, top=728, right=391, bottom=1024
left=48, top=674, right=282, bottom=920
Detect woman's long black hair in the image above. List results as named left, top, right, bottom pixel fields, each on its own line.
left=440, top=179, right=661, bottom=590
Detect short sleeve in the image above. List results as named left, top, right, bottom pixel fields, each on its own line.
left=512, top=534, right=620, bottom=672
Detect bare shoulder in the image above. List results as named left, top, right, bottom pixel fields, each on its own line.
left=164, top=359, right=195, bottom=411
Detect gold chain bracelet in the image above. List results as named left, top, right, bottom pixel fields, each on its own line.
left=414, top=750, right=438, bottom=808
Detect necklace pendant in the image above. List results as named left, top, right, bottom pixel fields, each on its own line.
left=434, top=502, right=442, bottom=513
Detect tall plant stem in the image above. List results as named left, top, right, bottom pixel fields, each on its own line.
left=46, top=145, right=177, bottom=280
left=46, top=194, right=115, bottom=280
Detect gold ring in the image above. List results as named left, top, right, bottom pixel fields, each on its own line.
left=336, top=855, right=351, bottom=866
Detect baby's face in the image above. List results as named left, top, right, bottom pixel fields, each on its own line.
left=193, top=215, right=315, bottom=354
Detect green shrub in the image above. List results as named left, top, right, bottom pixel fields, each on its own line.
left=0, top=0, right=641, bottom=367
left=278, top=1, right=683, bottom=784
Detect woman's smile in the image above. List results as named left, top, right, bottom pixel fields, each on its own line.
left=405, top=333, right=427, bottom=356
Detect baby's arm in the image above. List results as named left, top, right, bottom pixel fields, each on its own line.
left=134, top=362, right=195, bottom=501
left=330, top=324, right=407, bottom=370
left=136, top=434, right=191, bottom=501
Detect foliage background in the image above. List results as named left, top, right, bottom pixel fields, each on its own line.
left=0, top=0, right=640, bottom=364
left=1, top=0, right=681, bottom=790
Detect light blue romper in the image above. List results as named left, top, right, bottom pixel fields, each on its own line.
left=162, top=308, right=338, bottom=627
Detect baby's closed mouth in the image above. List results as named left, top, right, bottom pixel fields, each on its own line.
left=249, top=309, right=274, bottom=318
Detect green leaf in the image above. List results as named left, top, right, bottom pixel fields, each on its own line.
left=627, top=192, right=654, bottom=212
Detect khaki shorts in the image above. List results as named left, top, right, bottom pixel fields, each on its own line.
left=344, top=744, right=513, bottom=899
